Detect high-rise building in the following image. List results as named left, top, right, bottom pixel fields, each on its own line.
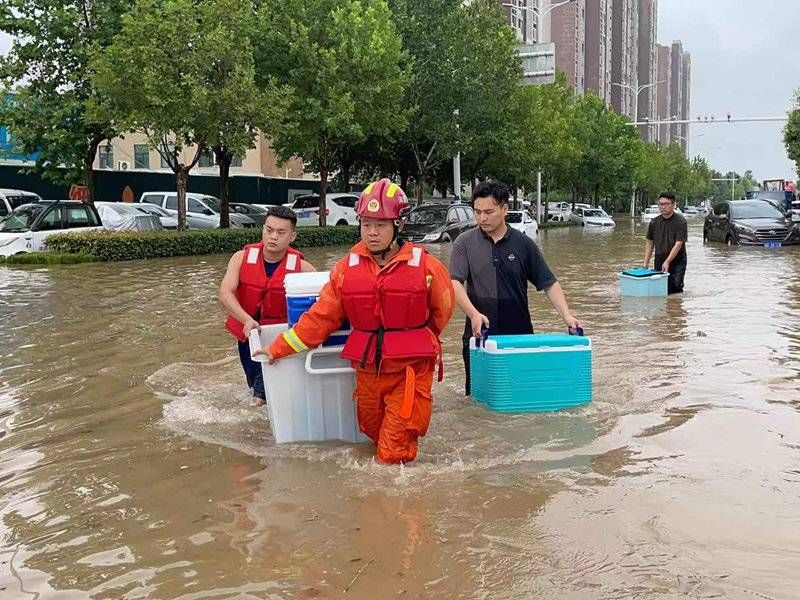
left=669, top=40, right=684, bottom=147
left=498, top=0, right=552, bottom=45
left=584, top=0, right=613, bottom=103
left=637, top=0, right=657, bottom=141
left=680, top=51, right=691, bottom=154
left=551, top=0, right=586, bottom=94
left=610, top=0, right=638, bottom=118
left=655, top=43, right=672, bottom=146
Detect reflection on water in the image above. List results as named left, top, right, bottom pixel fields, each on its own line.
left=1, top=221, right=800, bottom=598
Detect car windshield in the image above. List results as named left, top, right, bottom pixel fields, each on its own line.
left=506, top=213, right=523, bottom=223
left=758, top=191, right=790, bottom=201
left=7, top=195, right=38, bottom=209
left=584, top=210, right=604, bottom=217
left=333, top=196, right=358, bottom=209
left=407, top=207, right=447, bottom=225
left=0, top=204, right=43, bottom=232
left=731, top=201, right=784, bottom=219
left=645, top=207, right=659, bottom=213
left=199, top=197, right=221, bottom=212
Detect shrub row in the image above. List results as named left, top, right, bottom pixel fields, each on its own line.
left=0, top=252, right=100, bottom=265
left=44, top=226, right=361, bottom=262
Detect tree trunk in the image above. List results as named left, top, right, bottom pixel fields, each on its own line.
left=176, top=168, right=189, bottom=231
left=318, top=167, right=328, bottom=227
left=214, top=147, right=232, bottom=229
left=84, top=139, right=102, bottom=204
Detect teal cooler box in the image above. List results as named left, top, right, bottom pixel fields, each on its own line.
left=619, top=268, right=668, bottom=297
left=284, top=272, right=349, bottom=346
left=470, top=333, right=592, bottom=413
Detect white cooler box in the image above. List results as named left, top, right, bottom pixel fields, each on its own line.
left=251, top=324, right=367, bottom=444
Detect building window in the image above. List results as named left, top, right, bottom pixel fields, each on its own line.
left=160, top=143, right=175, bottom=169
left=134, top=144, right=150, bottom=169
left=99, top=146, right=113, bottom=169
left=198, top=149, right=214, bottom=168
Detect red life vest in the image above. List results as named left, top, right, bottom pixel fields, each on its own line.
left=225, top=243, right=304, bottom=342
left=339, top=244, right=439, bottom=369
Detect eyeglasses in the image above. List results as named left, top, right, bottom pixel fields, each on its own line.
left=658, top=202, right=672, bottom=206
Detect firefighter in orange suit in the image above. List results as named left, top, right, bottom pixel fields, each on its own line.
left=256, top=179, right=455, bottom=464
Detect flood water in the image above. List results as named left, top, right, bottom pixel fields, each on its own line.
left=1, top=218, right=800, bottom=599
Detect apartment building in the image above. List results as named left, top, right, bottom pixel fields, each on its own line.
left=637, top=0, right=658, bottom=141
left=551, top=0, right=586, bottom=94
left=610, top=0, right=638, bottom=118
left=584, top=0, right=613, bottom=103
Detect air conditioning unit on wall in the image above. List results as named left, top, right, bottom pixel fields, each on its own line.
left=117, top=160, right=130, bottom=171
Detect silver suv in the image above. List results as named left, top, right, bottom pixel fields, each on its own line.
left=138, top=192, right=256, bottom=229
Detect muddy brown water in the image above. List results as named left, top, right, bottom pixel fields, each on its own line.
left=1, top=219, right=800, bottom=599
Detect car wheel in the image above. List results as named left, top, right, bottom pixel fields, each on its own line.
left=703, top=229, right=709, bottom=243
left=726, top=235, right=736, bottom=246
left=581, top=222, right=585, bottom=227
left=335, top=219, right=348, bottom=226
left=440, top=233, right=451, bottom=243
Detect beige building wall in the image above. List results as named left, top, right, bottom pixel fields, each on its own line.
left=93, top=131, right=308, bottom=181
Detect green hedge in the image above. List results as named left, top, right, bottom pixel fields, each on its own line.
left=0, top=252, right=100, bottom=265
left=540, top=220, right=577, bottom=229
left=44, top=226, right=360, bottom=262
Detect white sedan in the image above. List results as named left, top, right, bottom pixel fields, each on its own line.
left=506, top=210, right=538, bottom=238
left=570, top=207, right=615, bottom=227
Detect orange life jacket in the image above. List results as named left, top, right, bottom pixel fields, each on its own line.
left=225, top=243, right=303, bottom=342
left=339, top=244, right=439, bottom=369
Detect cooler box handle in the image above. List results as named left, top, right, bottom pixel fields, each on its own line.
left=249, top=328, right=268, bottom=363
left=568, top=326, right=585, bottom=337
left=305, top=346, right=354, bottom=375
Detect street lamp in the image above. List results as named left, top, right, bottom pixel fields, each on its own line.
left=612, top=79, right=665, bottom=217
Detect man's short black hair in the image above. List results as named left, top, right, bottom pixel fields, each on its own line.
left=265, top=205, right=297, bottom=228
left=471, top=180, right=509, bottom=206
left=659, top=192, right=676, bottom=203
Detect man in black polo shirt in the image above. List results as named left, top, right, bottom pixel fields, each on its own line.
left=643, top=192, right=688, bottom=294
left=450, top=181, right=582, bottom=395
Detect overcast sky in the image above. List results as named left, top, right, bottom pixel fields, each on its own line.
left=658, top=0, right=799, bottom=181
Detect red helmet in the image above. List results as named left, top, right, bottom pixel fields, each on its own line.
left=356, top=179, right=410, bottom=220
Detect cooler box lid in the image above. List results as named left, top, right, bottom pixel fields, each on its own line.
left=484, top=333, right=590, bottom=350
left=621, top=268, right=664, bottom=278
left=285, top=271, right=331, bottom=296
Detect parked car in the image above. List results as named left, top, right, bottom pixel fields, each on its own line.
left=569, top=206, right=615, bottom=227
left=283, top=193, right=359, bottom=227
left=0, top=200, right=103, bottom=257
left=0, top=189, right=42, bottom=220
left=402, top=203, right=476, bottom=243
left=641, top=204, right=682, bottom=224
left=548, top=202, right=590, bottom=222
left=95, top=202, right=163, bottom=232
left=138, top=192, right=256, bottom=228
left=133, top=203, right=179, bottom=229
left=230, top=202, right=269, bottom=226
left=506, top=210, right=538, bottom=239
left=683, top=206, right=700, bottom=217
left=703, top=200, right=800, bottom=246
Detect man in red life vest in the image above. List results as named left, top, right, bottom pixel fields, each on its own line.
left=219, top=206, right=315, bottom=405
left=255, top=179, right=455, bottom=464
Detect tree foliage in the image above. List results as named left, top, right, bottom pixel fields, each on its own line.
left=257, top=0, right=409, bottom=225
left=784, top=90, right=800, bottom=174
left=92, top=0, right=266, bottom=229
left=0, top=0, right=129, bottom=202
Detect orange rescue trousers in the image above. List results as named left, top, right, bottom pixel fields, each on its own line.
left=355, top=361, right=434, bottom=464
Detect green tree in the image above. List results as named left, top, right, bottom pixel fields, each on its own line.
left=257, top=0, right=409, bottom=226
left=784, top=91, right=800, bottom=173
left=92, top=0, right=264, bottom=229
left=387, top=0, right=520, bottom=202
left=0, top=0, right=128, bottom=202
left=568, top=93, right=642, bottom=207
